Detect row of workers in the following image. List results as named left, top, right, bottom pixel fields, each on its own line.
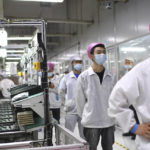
left=0, top=42, right=148, bottom=150
left=46, top=42, right=150, bottom=150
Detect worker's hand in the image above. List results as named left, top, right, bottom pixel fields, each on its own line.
left=135, top=123, right=150, bottom=141
left=49, top=83, right=55, bottom=88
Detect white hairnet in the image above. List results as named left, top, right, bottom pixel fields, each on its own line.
left=70, top=55, right=82, bottom=63
left=64, top=66, right=69, bottom=72
left=125, top=57, right=135, bottom=63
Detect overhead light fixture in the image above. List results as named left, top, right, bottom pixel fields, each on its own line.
left=120, top=47, right=146, bottom=52
left=6, top=58, right=21, bottom=60
left=0, top=28, right=7, bottom=47
left=0, top=49, right=7, bottom=58
left=7, top=37, right=32, bottom=41
left=6, top=62, right=18, bottom=64
left=130, top=42, right=139, bottom=46
left=14, top=0, right=64, bottom=2
left=7, top=50, right=24, bottom=53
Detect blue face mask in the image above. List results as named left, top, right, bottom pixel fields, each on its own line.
left=74, top=64, right=83, bottom=71
left=48, top=72, right=54, bottom=77
left=124, top=65, right=132, bottom=70
left=95, top=54, right=107, bottom=65
left=38, top=72, right=42, bottom=77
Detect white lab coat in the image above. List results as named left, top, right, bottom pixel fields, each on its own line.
left=0, top=79, right=15, bottom=98
left=59, top=71, right=77, bottom=114
left=108, top=58, right=150, bottom=150
left=76, top=66, right=116, bottom=128
left=49, top=75, right=61, bottom=109
left=59, top=71, right=84, bottom=138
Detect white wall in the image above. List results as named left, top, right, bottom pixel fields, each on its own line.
left=48, top=0, right=150, bottom=59
left=3, top=0, right=150, bottom=60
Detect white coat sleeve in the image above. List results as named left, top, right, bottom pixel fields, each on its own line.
left=58, top=76, right=66, bottom=106
left=108, top=71, right=140, bottom=133
left=75, top=75, right=86, bottom=118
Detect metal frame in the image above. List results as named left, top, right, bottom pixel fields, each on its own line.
left=55, top=124, right=87, bottom=145
left=0, top=20, right=52, bottom=145
left=0, top=124, right=89, bottom=150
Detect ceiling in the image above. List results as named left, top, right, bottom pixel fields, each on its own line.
left=2, top=0, right=94, bottom=53
left=0, top=0, right=95, bottom=73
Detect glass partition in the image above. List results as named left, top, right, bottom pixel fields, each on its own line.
left=107, top=46, right=118, bottom=76
left=118, top=34, right=150, bottom=79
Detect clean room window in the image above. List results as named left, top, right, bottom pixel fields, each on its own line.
left=118, top=34, right=150, bottom=79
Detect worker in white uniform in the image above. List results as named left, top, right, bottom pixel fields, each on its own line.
left=48, top=62, right=61, bottom=123
left=59, top=56, right=84, bottom=138
left=108, top=58, right=150, bottom=150
left=59, top=66, right=69, bottom=83
left=122, top=57, right=140, bottom=140
left=0, top=76, right=15, bottom=98
left=75, top=43, right=116, bottom=150
left=124, top=57, right=135, bottom=72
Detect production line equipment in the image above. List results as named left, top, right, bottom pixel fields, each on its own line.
left=10, top=84, right=45, bottom=132
left=0, top=84, right=45, bottom=144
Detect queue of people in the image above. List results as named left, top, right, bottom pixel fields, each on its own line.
left=1, top=43, right=149, bottom=150
left=45, top=43, right=150, bottom=150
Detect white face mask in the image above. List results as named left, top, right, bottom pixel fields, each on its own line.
left=74, top=64, right=83, bottom=71
left=124, top=65, right=132, bottom=70
left=95, top=54, right=107, bottom=65
left=48, top=72, right=54, bottom=77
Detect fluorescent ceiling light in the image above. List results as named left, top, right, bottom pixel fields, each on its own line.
left=120, top=47, right=146, bottom=52
left=7, top=37, right=32, bottom=41
left=6, top=62, right=18, bottom=64
left=7, top=50, right=24, bottom=53
left=130, top=42, right=139, bottom=46
left=6, top=58, right=21, bottom=60
left=7, top=54, right=22, bottom=57
left=14, top=0, right=64, bottom=2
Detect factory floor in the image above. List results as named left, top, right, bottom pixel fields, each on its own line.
left=59, top=113, right=136, bottom=150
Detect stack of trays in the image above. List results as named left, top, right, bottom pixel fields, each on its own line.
left=17, top=111, right=34, bottom=126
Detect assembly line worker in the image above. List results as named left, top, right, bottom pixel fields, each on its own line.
left=0, top=75, right=15, bottom=98
left=48, top=62, right=61, bottom=123
left=108, top=58, right=150, bottom=150
left=122, top=57, right=140, bottom=140
left=59, top=66, right=69, bottom=83
left=75, top=43, right=116, bottom=150
left=58, top=56, right=84, bottom=138
left=124, top=57, right=135, bottom=72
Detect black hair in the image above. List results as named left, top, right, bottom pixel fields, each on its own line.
left=90, top=44, right=106, bottom=55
